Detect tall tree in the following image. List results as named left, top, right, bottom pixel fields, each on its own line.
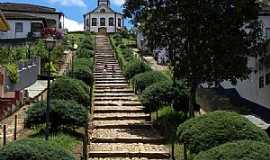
left=124, top=0, right=264, bottom=117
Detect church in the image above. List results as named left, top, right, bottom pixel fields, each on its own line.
left=83, top=0, right=124, bottom=33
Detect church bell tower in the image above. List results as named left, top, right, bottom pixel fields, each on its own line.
left=98, top=0, right=110, bottom=6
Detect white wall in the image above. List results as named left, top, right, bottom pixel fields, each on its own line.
left=85, top=13, right=123, bottom=33
left=221, top=15, right=270, bottom=109
left=0, top=20, right=42, bottom=39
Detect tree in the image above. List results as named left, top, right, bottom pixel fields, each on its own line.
left=177, top=111, right=270, bottom=154
left=124, top=0, right=264, bottom=117
left=194, top=140, right=270, bottom=160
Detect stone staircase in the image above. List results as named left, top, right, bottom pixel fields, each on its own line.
left=88, top=35, right=170, bottom=160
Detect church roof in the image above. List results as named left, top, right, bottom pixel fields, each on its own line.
left=84, top=1, right=122, bottom=16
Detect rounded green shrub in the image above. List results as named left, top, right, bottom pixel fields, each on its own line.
left=26, top=100, right=88, bottom=130
left=0, top=138, right=75, bottom=160
left=140, top=80, right=189, bottom=113
left=177, top=111, right=270, bottom=154
left=194, top=140, right=270, bottom=160
left=131, top=71, right=169, bottom=93
left=124, top=59, right=151, bottom=79
left=51, top=77, right=90, bottom=106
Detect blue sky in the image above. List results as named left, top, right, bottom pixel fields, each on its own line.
left=0, top=0, right=129, bottom=31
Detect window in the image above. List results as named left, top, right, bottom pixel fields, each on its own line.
left=266, top=28, right=270, bottom=40
left=86, top=19, right=89, bottom=27
left=15, top=23, right=23, bottom=32
left=31, top=23, right=43, bottom=32
left=109, top=17, right=114, bottom=26
left=118, top=18, right=121, bottom=27
left=100, top=9, right=106, bottom=13
left=46, top=19, right=56, bottom=28
left=92, top=18, right=97, bottom=26
left=266, top=73, right=270, bottom=85
left=259, top=76, right=264, bottom=88
left=100, top=18, right=106, bottom=26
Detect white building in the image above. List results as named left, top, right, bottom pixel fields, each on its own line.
left=221, top=5, right=270, bottom=110
left=0, top=3, right=64, bottom=40
left=84, top=0, right=124, bottom=33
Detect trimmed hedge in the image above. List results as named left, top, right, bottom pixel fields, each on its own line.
left=69, top=58, right=93, bottom=85
left=194, top=140, right=270, bottom=160
left=51, top=77, right=90, bottom=106
left=131, top=71, right=169, bottom=93
left=26, top=100, right=88, bottom=130
left=0, top=138, right=75, bottom=160
left=154, top=107, right=187, bottom=143
left=140, top=80, right=189, bottom=113
left=177, top=111, right=270, bottom=154
left=124, top=59, right=151, bottom=79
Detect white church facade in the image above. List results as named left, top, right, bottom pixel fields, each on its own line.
left=83, top=0, right=124, bottom=33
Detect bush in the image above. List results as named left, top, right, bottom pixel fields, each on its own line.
left=70, top=58, right=93, bottom=85
left=140, top=80, right=189, bottom=113
left=0, top=138, right=75, bottom=160
left=4, top=64, right=19, bottom=84
left=194, top=140, right=270, bottom=160
left=26, top=100, right=88, bottom=130
left=177, top=111, right=270, bottom=154
left=124, top=59, right=151, bottom=79
left=51, top=77, right=90, bottom=106
left=154, top=107, right=187, bottom=143
left=131, top=71, right=169, bottom=93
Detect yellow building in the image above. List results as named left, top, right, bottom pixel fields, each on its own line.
left=0, top=10, right=9, bottom=31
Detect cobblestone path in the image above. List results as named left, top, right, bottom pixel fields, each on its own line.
left=88, top=35, right=170, bottom=160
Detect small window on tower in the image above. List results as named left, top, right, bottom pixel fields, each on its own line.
left=100, top=9, right=106, bottom=13
left=259, top=76, right=264, bottom=88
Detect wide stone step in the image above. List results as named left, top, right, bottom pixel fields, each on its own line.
left=94, top=97, right=138, bottom=101
left=94, top=88, right=133, bottom=93
left=93, top=113, right=150, bottom=120
left=95, top=86, right=130, bottom=90
left=92, top=120, right=151, bottom=129
left=90, top=128, right=164, bottom=144
left=94, top=77, right=126, bottom=80
left=95, top=80, right=127, bottom=83
left=88, top=143, right=170, bottom=159
left=89, top=158, right=169, bottom=160
left=94, top=101, right=141, bottom=106
left=94, top=106, right=144, bottom=113
left=95, top=93, right=135, bottom=97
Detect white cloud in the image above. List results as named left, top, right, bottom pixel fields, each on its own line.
left=62, top=17, right=84, bottom=31
left=49, top=0, right=86, bottom=7
left=111, top=0, right=125, bottom=6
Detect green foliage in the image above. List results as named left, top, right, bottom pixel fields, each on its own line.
left=131, top=71, right=168, bottom=93
left=140, top=80, right=189, bottom=113
left=177, top=111, right=270, bottom=154
left=4, top=64, right=19, bottom=84
left=124, top=59, right=151, bottom=79
left=31, top=40, right=48, bottom=59
left=69, top=58, right=93, bottom=85
left=194, top=140, right=270, bottom=160
left=51, top=77, right=90, bottom=106
left=75, top=34, right=95, bottom=58
left=26, top=100, right=88, bottom=130
left=154, top=107, right=187, bottom=143
left=0, top=138, right=75, bottom=160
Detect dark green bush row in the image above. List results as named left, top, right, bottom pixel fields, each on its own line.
left=51, top=77, right=90, bottom=107
left=140, top=80, right=189, bottom=113
left=26, top=100, right=87, bottom=130
left=194, top=140, right=270, bottom=160
left=0, top=138, right=75, bottom=160
left=177, top=111, right=270, bottom=154
left=124, top=59, right=151, bottom=79
left=131, top=71, right=169, bottom=93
